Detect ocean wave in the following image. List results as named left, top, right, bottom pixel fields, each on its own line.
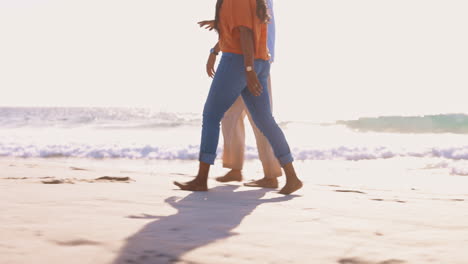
left=450, top=166, right=468, bottom=176
left=0, top=107, right=200, bottom=129
left=3, top=143, right=468, bottom=161
left=4, top=107, right=468, bottom=135
left=337, top=114, right=468, bottom=134
left=422, top=161, right=468, bottom=176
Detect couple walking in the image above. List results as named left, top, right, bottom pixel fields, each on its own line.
left=174, top=0, right=302, bottom=195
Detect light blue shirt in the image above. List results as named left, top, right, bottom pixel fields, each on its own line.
left=267, top=0, right=276, bottom=62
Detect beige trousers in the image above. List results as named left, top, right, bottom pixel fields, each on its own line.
left=221, top=76, right=283, bottom=178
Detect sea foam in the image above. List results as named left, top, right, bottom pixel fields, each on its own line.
left=3, top=142, right=468, bottom=162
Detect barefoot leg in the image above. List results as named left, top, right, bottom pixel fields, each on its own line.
left=243, top=177, right=278, bottom=188
left=216, top=169, right=243, bottom=182
left=173, top=180, right=208, bottom=192
left=174, top=162, right=210, bottom=192
left=279, top=162, right=303, bottom=195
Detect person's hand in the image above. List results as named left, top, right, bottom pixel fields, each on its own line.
left=206, top=53, right=217, bottom=78
left=198, top=20, right=215, bottom=31
left=246, top=71, right=263, bottom=96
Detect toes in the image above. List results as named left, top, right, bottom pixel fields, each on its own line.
left=173, top=181, right=208, bottom=192
left=279, top=181, right=303, bottom=195
left=173, top=181, right=185, bottom=189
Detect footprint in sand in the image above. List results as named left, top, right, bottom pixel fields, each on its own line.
left=171, top=173, right=190, bottom=176
left=431, top=198, right=465, bottom=202
left=42, top=179, right=75, bottom=184
left=124, top=251, right=179, bottom=264
left=3, top=177, right=29, bottom=180
left=41, top=176, right=132, bottom=184
left=126, top=214, right=163, bottom=219
left=335, top=190, right=367, bottom=194
left=320, top=184, right=342, bottom=188
left=70, top=167, right=88, bottom=171
left=338, top=257, right=406, bottom=264
left=94, top=176, right=132, bottom=182
left=4, top=176, right=55, bottom=181
left=370, top=199, right=407, bottom=203
left=52, top=239, right=101, bottom=247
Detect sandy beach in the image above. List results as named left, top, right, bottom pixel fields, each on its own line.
left=2, top=0, right=468, bottom=262
left=1, top=157, right=468, bottom=264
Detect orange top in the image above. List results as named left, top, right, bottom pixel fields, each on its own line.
left=218, top=0, right=270, bottom=60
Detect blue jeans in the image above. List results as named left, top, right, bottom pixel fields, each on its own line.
left=199, top=52, right=294, bottom=167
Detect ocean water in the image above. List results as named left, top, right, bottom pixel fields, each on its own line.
left=2, top=107, right=468, bottom=175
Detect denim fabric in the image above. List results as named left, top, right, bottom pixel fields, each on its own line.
left=267, top=0, right=275, bottom=62
left=199, top=52, right=293, bottom=167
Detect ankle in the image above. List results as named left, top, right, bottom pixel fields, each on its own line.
left=284, top=170, right=299, bottom=182
left=285, top=176, right=301, bottom=184
left=227, top=170, right=242, bottom=177
left=263, top=177, right=278, bottom=182
left=192, top=179, right=208, bottom=186
left=229, top=169, right=242, bottom=174
left=193, top=174, right=208, bottom=183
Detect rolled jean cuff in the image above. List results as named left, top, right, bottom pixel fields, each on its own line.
left=199, top=152, right=217, bottom=165
left=277, top=153, right=294, bottom=167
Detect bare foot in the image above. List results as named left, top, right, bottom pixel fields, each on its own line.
left=279, top=179, right=303, bottom=195
left=216, top=169, right=243, bottom=183
left=244, top=177, right=278, bottom=188
left=173, top=180, right=208, bottom=192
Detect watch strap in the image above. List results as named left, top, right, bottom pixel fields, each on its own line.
left=210, top=48, right=219, bottom=56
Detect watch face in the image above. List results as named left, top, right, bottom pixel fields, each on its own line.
left=246, top=66, right=253, bottom=72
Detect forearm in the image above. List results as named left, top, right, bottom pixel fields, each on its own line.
left=238, top=26, right=255, bottom=68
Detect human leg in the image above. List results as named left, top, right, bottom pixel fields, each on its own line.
left=243, top=75, right=282, bottom=188
left=217, top=97, right=247, bottom=182
left=245, top=75, right=282, bottom=177
left=173, top=161, right=210, bottom=191
left=241, top=60, right=302, bottom=194
left=174, top=53, right=248, bottom=191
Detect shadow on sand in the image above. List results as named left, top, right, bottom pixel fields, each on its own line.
left=112, top=185, right=296, bottom=264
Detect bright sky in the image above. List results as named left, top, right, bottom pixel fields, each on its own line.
left=1, top=0, right=467, bottom=121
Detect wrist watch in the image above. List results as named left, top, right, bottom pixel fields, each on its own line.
left=210, top=48, right=219, bottom=56
left=245, top=66, right=253, bottom=72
